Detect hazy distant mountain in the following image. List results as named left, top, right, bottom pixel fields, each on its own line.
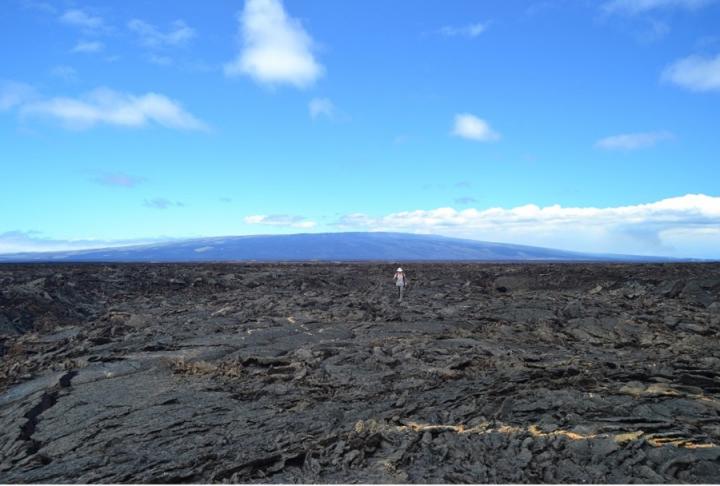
left=0, top=232, right=680, bottom=263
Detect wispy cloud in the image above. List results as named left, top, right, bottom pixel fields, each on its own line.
left=662, top=53, right=720, bottom=92
left=143, top=198, right=184, bottom=209
left=455, top=196, right=477, bottom=205
left=59, top=8, right=105, bottom=31
left=219, top=197, right=233, bottom=203
left=393, top=134, right=412, bottom=145
left=308, top=97, right=335, bottom=119
left=147, top=54, right=173, bottom=66
left=93, top=172, right=146, bottom=188
left=595, top=131, right=674, bottom=150
left=20, top=0, right=57, bottom=14
left=128, top=19, right=195, bottom=48
left=615, top=18, right=672, bottom=44
left=642, top=19, right=671, bottom=41
left=439, top=22, right=487, bottom=38
left=18, top=87, right=207, bottom=131
left=50, top=65, right=78, bottom=82
left=71, top=40, right=104, bottom=54
left=0, top=230, right=169, bottom=255
left=0, top=81, right=36, bottom=110
left=244, top=214, right=316, bottom=228
left=452, top=113, right=500, bottom=142
left=333, top=194, right=720, bottom=257
left=224, top=0, right=324, bottom=88
left=602, top=0, right=715, bottom=14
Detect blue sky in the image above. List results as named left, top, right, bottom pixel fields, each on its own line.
left=1, top=0, right=719, bottom=257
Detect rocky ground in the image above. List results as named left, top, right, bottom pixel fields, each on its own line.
left=1, top=262, right=719, bottom=483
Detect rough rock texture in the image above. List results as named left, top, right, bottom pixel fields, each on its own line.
left=1, top=262, right=719, bottom=483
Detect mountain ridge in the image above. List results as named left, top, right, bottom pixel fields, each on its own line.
left=0, top=232, right=687, bottom=263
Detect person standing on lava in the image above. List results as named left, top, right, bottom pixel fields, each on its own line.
left=393, top=267, right=408, bottom=301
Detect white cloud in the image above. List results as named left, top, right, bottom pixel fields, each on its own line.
left=59, top=9, right=104, bottom=30
left=0, top=231, right=167, bottom=255
left=224, top=0, right=324, bottom=88
left=20, top=88, right=207, bottom=131
left=662, top=53, right=720, bottom=92
left=0, top=81, right=36, bottom=110
left=72, top=41, right=104, bottom=53
left=308, top=97, right=334, bottom=119
left=595, top=131, right=674, bottom=150
left=603, top=0, right=715, bottom=14
left=439, top=22, right=487, bottom=38
left=333, top=194, right=720, bottom=258
left=128, top=19, right=195, bottom=48
left=452, top=113, right=500, bottom=142
left=244, top=214, right=316, bottom=228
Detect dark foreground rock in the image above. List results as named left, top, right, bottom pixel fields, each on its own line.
left=1, top=262, right=719, bottom=483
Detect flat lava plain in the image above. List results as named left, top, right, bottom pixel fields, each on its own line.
left=1, top=263, right=720, bottom=483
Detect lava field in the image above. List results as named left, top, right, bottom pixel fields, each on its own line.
left=1, top=262, right=720, bottom=483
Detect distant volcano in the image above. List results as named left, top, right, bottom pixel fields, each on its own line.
left=0, top=232, right=679, bottom=263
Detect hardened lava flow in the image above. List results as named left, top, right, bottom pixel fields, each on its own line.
left=1, top=262, right=719, bottom=483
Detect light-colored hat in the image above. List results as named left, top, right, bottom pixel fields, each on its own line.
left=397, top=268, right=403, bottom=272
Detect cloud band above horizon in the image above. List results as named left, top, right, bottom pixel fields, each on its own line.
left=334, top=194, right=720, bottom=258
left=2, top=194, right=719, bottom=259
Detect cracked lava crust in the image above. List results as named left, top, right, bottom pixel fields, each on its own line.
left=1, top=262, right=720, bottom=483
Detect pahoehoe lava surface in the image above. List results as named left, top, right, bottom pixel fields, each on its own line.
left=1, top=263, right=720, bottom=483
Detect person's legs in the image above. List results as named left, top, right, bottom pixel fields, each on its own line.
left=398, top=285, right=404, bottom=301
